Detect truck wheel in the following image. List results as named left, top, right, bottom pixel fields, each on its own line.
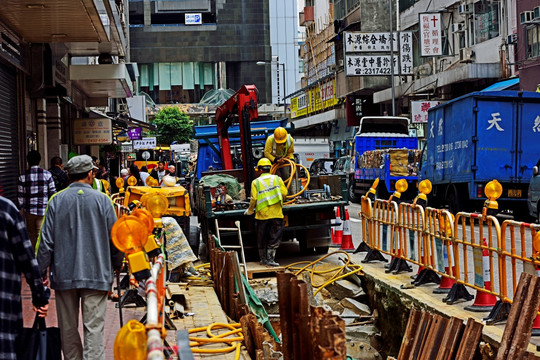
left=446, top=186, right=462, bottom=215
left=297, top=234, right=313, bottom=254
left=314, top=246, right=329, bottom=255
left=348, top=180, right=360, bottom=203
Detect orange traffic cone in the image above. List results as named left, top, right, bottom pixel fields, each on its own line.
left=434, top=242, right=456, bottom=293
left=340, top=209, right=354, bottom=251
left=334, top=207, right=343, bottom=245
left=465, top=239, right=497, bottom=311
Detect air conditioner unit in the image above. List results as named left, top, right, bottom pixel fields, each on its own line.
left=337, top=59, right=344, bottom=67
left=459, top=47, right=474, bottom=61
left=328, top=64, right=337, bottom=72
left=458, top=4, right=471, bottom=14
left=452, top=23, right=465, bottom=33
left=520, top=11, right=534, bottom=24
left=507, top=33, right=518, bottom=44
left=534, top=6, right=540, bottom=20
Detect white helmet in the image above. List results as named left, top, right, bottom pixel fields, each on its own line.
left=162, top=175, right=177, bottom=187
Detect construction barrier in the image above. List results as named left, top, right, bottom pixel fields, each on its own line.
left=358, top=194, right=540, bottom=326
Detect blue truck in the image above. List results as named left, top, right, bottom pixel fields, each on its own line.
left=350, top=116, right=419, bottom=201
left=420, top=90, right=540, bottom=216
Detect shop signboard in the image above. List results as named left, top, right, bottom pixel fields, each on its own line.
left=133, top=137, right=157, bottom=150
left=343, top=32, right=398, bottom=52
left=411, top=100, right=442, bottom=123
left=419, top=13, right=442, bottom=56
left=73, top=118, right=112, bottom=145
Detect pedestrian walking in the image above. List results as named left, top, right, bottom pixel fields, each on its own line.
left=37, top=155, right=124, bottom=360
left=18, top=150, right=56, bottom=250
left=150, top=161, right=170, bottom=186
left=49, top=156, right=69, bottom=192
left=140, top=165, right=150, bottom=186
left=0, top=195, right=48, bottom=360
left=244, top=158, right=287, bottom=266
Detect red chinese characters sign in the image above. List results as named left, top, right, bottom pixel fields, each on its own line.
left=419, top=13, right=442, bottom=56
left=411, top=100, right=442, bottom=123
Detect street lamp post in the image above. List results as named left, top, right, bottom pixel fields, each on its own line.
left=256, top=58, right=287, bottom=117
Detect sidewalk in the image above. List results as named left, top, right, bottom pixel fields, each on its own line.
left=21, top=278, right=247, bottom=359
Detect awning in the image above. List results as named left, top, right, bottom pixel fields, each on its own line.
left=70, top=63, right=134, bottom=102
left=481, top=78, right=519, bottom=91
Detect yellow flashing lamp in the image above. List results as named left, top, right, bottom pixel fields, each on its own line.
left=116, top=177, right=125, bottom=193
left=533, top=232, right=540, bottom=255
left=483, top=179, right=502, bottom=216
left=127, top=175, right=138, bottom=187
left=146, top=176, right=159, bottom=187
left=113, top=319, right=147, bottom=360
left=395, top=179, right=408, bottom=193
left=442, top=213, right=455, bottom=236
left=413, top=179, right=432, bottom=206
left=111, top=215, right=151, bottom=280
left=132, top=208, right=162, bottom=257
left=146, top=193, right=169, bottom=228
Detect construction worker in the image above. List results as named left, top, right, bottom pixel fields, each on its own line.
left=264, top=127, right=295, bottom=183
left=244, top=158, right=287, bottom=267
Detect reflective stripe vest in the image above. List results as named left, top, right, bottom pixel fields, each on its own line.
left=270, top=134, right=292, bottom=159
left=254, top=174, right=283, bottom=212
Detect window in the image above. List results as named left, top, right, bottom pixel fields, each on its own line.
left=527, top=25, right=540, bottom=59
left=473, top=0, right=500, bottom=44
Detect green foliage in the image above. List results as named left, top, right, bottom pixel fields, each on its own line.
left=151, top=107, right=192, bottom=145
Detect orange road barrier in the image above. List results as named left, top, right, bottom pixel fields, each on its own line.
left=361, top=199, right=398, bottom=264
left=354, top=196, right=373, bottom=254
left=484, top=220, right=540, bottom=325
left=465, top=238, right=498, bottom=312
left=340, top=209, right=355, bottom=251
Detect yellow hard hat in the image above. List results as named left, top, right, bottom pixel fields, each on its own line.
left=274, top=127, right=288, bottom=144
left=257, top=158, right=272, bottom=169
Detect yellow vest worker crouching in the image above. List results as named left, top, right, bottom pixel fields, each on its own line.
left=244, top=158, right=288, bottom=267
left=264, top=127, right=294, bottom=184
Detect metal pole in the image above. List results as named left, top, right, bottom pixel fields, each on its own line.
left=389, top=0, right=396, bottom=116
left=281, top=62, right=287, bottom=117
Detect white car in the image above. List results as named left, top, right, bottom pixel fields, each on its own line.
left=527, top=160, right=540, bottom=222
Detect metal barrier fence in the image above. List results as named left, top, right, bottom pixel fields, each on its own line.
left=359, top=195, right=540, bottom=324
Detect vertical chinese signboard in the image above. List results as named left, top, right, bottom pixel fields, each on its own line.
left=343, top=31, right=413, bottom=76
left=411, top=100, right=442, bottom=123
left=419, top=13, right=442, bottom=56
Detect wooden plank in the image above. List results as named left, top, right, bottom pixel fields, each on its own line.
left=240, top=314, right=255, bottom=358
left=416, top=314, right=435, bottom=360
left=410, top=312, right=433, bottom=360
left=420, top=315, right=449, bottom=360
left=277, top=272, right=294, bottom=360
left=505, top=276, right=540, bottom=359
left=435, top=317, right=465, bottom=360
left=454, top=318, right=483, bottom=360
left=497, top=272, right=533, bottom=359
left=397, top=308, right=422, bottom=360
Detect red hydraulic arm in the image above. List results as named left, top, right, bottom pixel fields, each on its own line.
left=215, top=85, right=259, bottom=188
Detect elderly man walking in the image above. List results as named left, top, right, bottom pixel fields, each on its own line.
left=37, top=155, right=123, bottom=360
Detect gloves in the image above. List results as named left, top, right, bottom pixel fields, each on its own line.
left=244, top=209, right=254, bottom=216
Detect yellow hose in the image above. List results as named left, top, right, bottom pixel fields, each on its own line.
left=284, top=250, right=363, bottom=296
left=270, top=159, right=311, bottom=204
left=188, top=322, right=243, bottom=359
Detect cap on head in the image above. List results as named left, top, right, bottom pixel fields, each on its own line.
left=257, top=158, right=272, bottom=170
left=65, top=155, right=98, bottom=175
left=273, top=127, right=288, bottom=144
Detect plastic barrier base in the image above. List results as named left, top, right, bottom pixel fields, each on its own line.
left=353, top=241, right=370, bottom=254
left=484, top=300, right=511, bottom=325
left=412, top=269, right=440, bottom=287
left=362, top=248, right=388, bottom=263
left=117, top=289, right=147, bottom=308
left=443, top=283, right=474, bottom=305
left=386, top=257, right=412, bottom=274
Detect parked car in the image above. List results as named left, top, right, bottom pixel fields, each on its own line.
left=309, top=158, right=337, bottom=176
left=334, top=155, right=359, bottom=202
left=527, top=158, right=540, bottom=222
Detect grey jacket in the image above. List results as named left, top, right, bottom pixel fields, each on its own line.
left=37, top=182, right=123, bottom=292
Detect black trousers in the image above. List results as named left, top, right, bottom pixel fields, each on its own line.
left=256, top=218, right=284, bottom=250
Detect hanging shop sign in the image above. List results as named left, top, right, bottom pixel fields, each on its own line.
left=128, top=127, right=142, bottom=140
left=133, top=137, right=157, bottom=150
left=411, top=100, right=442, bottom=123
left=344, top=32, right=413, bottom=76
left=419, top=13, right=442, bottom=56
left=73, top=118, right=112, bottom=145
left=343, top=32, right=398, bottom=53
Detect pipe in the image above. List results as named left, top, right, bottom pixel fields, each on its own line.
left=146, top=254, right=165, bottom=359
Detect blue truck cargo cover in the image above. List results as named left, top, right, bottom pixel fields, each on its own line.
left=423, top=90, right=540, bottom=199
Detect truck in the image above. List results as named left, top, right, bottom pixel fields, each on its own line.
left=420, top=90, right=540, bottom=216
left=349, top=116, right=420, bottom=202
left=192, top=85, right=348, bottom=256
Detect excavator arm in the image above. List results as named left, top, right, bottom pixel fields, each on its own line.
left=215, top=84, right=259, bottom=190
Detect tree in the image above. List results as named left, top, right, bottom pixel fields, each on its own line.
left=151, top=107, right=192, bottom=145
